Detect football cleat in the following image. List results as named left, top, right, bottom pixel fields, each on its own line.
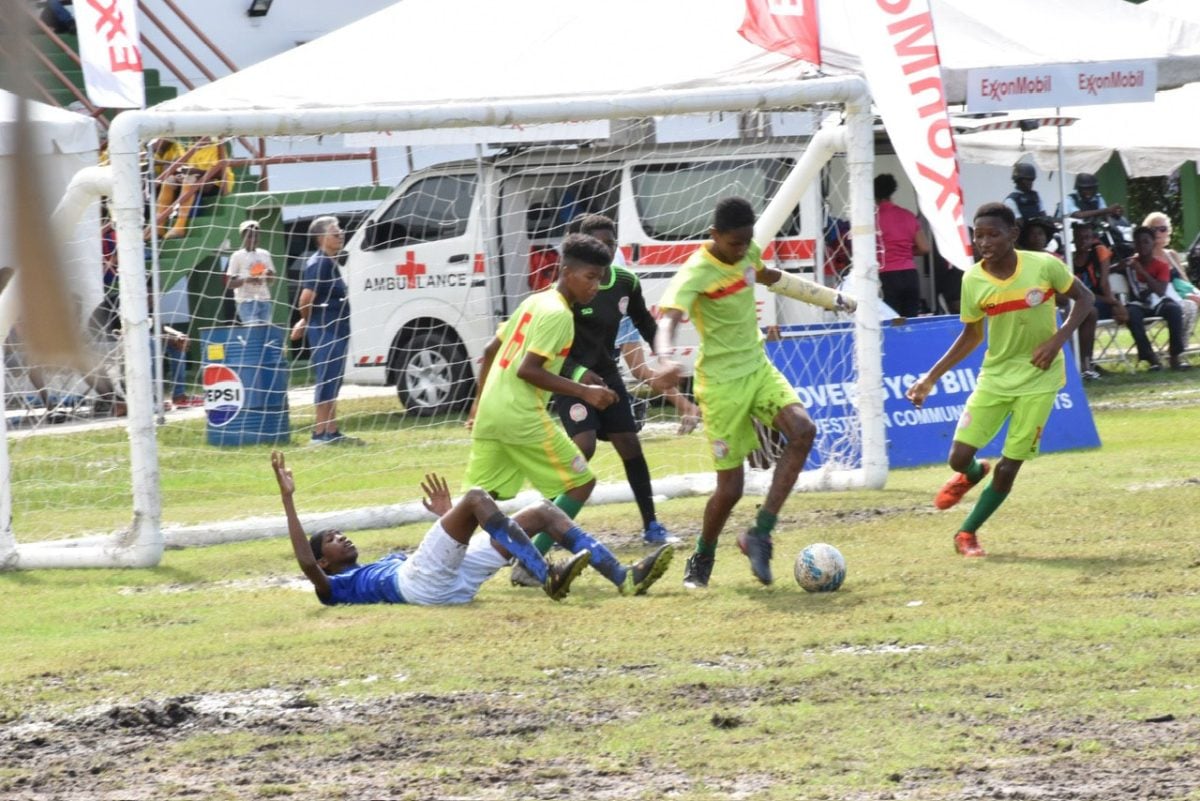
left=737, top=529, right=773, bottom=585
left=954, top=530, right=987, bottom=558
left=642, top=521, right=680, bottom=545
left=681, top=552, right=714, bottom=589
left=509, top=560, right=543, bottom=588
left=543, top=551, right=590, bottom=601
left=620, top=545, right=674, bottom=596
left=934, top=460, right=990, bottom=510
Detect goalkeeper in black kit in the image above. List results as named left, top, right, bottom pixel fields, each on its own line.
left=534, top=214, right=681, bottom=561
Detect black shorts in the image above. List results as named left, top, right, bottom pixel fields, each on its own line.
left=554, top=376, right=641, bottom=440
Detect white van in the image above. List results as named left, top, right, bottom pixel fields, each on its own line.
left=340, top=139, right=834, bottom=416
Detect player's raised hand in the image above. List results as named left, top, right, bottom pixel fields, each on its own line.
left=582, top=384, right=619, bottom=410
left=421, top=473, right=452, bottom=516
left=906, top=376, right=934, bottom=408
left=271, top=450, right=295, bottom=496
left=649, top=359, right=682, bottom=393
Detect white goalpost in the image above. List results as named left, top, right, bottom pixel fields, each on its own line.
left=2, top=75, right=886, bottom=569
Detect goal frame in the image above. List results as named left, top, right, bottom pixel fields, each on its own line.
left=2, top=75, right=886, bottom=569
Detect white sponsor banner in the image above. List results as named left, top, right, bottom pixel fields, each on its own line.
left=966, top=60, right=1155, bottom=112
left=345, top=121, right=610, bottom=148
left=74, top=0, right=145, bottom=109
left=856, top=0, right=973, bottom=270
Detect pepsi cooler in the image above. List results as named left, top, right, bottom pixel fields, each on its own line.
left=200, top=325, right=290, bottom=446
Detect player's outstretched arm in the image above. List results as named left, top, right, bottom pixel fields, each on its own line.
left=271, top=451, right=331, bottom=598
left=907, top=321, right=984, bottom=408
left=761, top=266, right=857, bottom=313
left=420, top=473, right=453, bottom=517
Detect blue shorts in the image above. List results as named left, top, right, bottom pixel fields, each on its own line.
left=308, top=320, right=347, bottom=405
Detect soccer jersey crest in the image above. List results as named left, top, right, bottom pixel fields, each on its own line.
left=568, top=403, right=588, bottom=422
left=571, top=455, right=588, bottom=474
left=1024, top=288, right=1046, bottom=307
left=712, top=439, right=730, bottom=459
left=617, top=295, right=629, bottom=315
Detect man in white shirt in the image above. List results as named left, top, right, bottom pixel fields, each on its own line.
left=226, top=220, right=276, bottom=324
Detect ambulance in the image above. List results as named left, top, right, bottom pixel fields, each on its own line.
left=339, top=138, right=842, bottom=416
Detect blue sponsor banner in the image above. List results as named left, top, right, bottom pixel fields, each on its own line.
left=767, top=315, right=1101, bottom=470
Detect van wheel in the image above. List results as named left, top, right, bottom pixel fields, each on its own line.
left=395, top=332, right=471, bottom=416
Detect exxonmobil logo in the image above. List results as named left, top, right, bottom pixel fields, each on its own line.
left=203, top=364, right=244, bottom=427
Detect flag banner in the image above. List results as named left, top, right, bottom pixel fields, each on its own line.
left=74, top=0, right=145, bottom=109
left=739, top=0, right=821, bottom=66
left=856, top=1, right=973, bottom=270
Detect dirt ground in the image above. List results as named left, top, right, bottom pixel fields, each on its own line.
left=1, top=689, right=1197, bottom=800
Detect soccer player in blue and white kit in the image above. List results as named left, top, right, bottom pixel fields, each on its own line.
left=271, top=452, right=588, bottom=605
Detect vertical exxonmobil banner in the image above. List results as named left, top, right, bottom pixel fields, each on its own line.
left=739, top=0, right=821, bottom=66
left=74, top=0, right=145, bottom=109
left=856, top=1, right=973, bottom=270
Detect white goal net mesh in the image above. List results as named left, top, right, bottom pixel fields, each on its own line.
left=3, top=107, right=876, bottom=552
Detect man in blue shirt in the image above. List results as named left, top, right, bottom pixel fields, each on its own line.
left=290, top=216, right=361, bottom=446
left=271, top=451, right=591, bottom=605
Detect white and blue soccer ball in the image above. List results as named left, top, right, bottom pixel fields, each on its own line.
left=794, top=543, right=846, bottom=593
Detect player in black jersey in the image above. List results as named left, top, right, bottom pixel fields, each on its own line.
left=548, top=214, right=678, bottom=546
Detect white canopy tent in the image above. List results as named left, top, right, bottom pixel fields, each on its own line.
left=954, top=83, right=1200, bottom=178
left=0, top=91, right=102, bottom=330
left=149, top=0, right=1200, bottom=116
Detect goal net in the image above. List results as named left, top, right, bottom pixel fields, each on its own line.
left=2, top=82, right=885, bottom=568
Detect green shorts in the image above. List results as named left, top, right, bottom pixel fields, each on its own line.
left=464, top=430, right=593, bottom=500
left=954, top=388, right=1057, bottom=461
left=695, top=361, right=801, bottom=471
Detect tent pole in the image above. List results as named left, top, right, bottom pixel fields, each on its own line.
left=1055, top=108, right=1081, bottom=373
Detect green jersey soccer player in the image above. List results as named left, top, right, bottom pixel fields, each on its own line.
left=654, top=197, right=818, bottom=588
left=907, top=202, right=1094, bottom=557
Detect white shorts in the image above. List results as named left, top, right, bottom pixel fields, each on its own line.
left=395, top=521, right=507, bottom=606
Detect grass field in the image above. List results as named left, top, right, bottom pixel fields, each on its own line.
left=2, top=370, right=1199, bottom=800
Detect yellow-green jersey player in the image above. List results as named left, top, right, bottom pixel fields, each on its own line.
left=906, top=202, right=1094, bottom=558
left=466, top=233, right=674, bottom=596
left=653, top=197, right=818, bottom=589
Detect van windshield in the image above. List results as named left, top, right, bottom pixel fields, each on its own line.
left=631, top=159, right=799, bottom=240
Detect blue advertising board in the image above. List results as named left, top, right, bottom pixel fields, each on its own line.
left=766, top=315, right=1101, bottom=470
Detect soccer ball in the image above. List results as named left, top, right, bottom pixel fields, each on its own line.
left=794, top=543, right=846, bottom=593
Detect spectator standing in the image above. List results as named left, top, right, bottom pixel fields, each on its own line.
left=874, top=174, right=930, bottom=318
left=290, top=216, right=363, bottom=445
left=226, top=220, right=276, bottom=324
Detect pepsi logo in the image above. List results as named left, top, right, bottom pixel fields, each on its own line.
left=203, top=364, right=244, bottom=427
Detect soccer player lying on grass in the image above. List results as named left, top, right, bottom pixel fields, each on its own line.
left=271, top=451, right=589, bottom=605
left=906, top=202, right=1094, bottom=558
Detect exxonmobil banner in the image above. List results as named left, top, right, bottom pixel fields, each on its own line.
left=74, top=0, right=145, bottom=109
left=739, top=0, right=821, bottom=66
left=966, top=60, right=1156, bottom=113
left=856, top=1, right=974, bottom=271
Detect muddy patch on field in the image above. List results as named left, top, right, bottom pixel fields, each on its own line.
left=2, top=691, right=1197, bottom=800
